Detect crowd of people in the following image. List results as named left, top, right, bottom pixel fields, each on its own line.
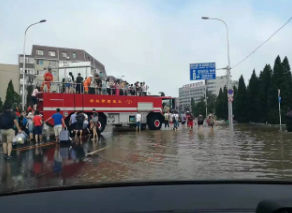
left=163, top=111, right=216, bottom=132
left=0, top=103, right=103, bottom=161
left=40, top=68, right=149, bottom=96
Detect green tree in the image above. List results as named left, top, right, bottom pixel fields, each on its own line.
left=207, top=91, right=216, bottom=114
left=234, top=75, right=248, bottom=122
left=267, top=56, right=284, bottom=124
left=215, top=88, right=223, bottom=119
left=0, top=97, right=3, bottom=112
left=281, top=57, right=292, bottom=112
left=3, top=80, right=21, bottom=110
left=4, top=80, right=16, bottom=107
left=247, top=70, right=260, bottom=122
left=222, top=86, right=228, bottom=120
left=194, top=97, right=206, bottom=117
left=233, top=85, right=238, bottom=119
left=191, top=98, right=196, bottom=115
left=258, top=64, right=272, bottom=122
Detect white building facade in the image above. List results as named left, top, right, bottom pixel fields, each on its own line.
left=178, top=76, right=239, bottom=112
left=207, top=75, right=239, bottom=96
left=178, top=81, right=205, bottom=112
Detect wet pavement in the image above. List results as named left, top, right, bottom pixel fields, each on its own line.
left=1, top=123, right=292, bottom=194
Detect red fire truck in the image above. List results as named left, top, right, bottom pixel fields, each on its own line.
left=37, top=92, right=175, bottom=133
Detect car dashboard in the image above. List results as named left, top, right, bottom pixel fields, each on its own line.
left=0, top=181, right=292, bottom=213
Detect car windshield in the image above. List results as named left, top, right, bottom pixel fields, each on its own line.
left=0, top=0, right=292, bottom=194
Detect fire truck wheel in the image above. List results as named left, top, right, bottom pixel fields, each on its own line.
left=148, top=115, right=162, bottom=130
left=97, top=115, right=106, bottom=134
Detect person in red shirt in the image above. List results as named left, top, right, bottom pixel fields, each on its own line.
left=186, top=111, right=194, bottom=130
left=27, top=104, right=34, bottom=113
left=15, top=107, right=20, bottom=117
left=33, top=110, right=43, bottom=145
left=41, top=68, right=53, bottom=92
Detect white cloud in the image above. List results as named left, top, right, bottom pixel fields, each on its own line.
left=0, top=0, right=291, bottom=96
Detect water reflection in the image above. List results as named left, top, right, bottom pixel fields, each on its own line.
left=1, top=124, right=292, bottom=194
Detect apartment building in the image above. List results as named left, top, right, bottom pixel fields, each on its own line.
left=0, top=63, right=20, bottom=103
left=19, top=45, right=106, bottom=105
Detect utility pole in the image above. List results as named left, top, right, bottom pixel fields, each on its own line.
left=205, top=80, right=208, bottom=118
left=202, top=17, right=234, bottom=131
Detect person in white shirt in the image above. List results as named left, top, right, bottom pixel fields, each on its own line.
left=26, top=111, right=34, bottom=141
left=169, top=113, right=173, bottom=129
left=135, top=112, right=142, bottom=132
left=83, top=112, right=90, bottom=134
left=172, top=112, right=179, bottom=131
left=31, top=86, right=40, bottom=110
left=65, top=72, right=74, bottom=94
left=106, top=79, right=111, bottom=95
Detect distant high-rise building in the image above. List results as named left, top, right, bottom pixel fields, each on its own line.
left=178, top=76, right=238, bottom=112
left=206, top=75, right=238, bottom=96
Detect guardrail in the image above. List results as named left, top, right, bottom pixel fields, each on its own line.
left=39, top=81, right=148, bottom=96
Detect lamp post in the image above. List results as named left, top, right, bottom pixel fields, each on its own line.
left=22, top=19, right=46, bottom=110
left=202, top=17, right=233, bottom=131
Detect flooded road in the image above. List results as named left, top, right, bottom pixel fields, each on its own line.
left=1, top=123, right=292, bottom=194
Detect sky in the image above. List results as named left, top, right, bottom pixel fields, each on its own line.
left=0, top=0, right=291, bottom=97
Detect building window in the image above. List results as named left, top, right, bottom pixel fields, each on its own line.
left=36, top=60, right=43, bottom=65
left=52, top=71, right=57, bottom=76
left=36, top=50, right=44, bottom=55
left=36, top=70, right=44, bottom=75
left=72, top=52, right=76, bottom=58
left=20, top=57, right=34, bottom=64
left=62, top=52, right=68, bottom=57
left=48, top=51, right=56, bottom=56
left=49, top=61, right=57, bottom=68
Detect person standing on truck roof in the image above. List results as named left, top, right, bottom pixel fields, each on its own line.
left=76, top=73, right=83, bottom=94
left=0, top=103, right=22, bottom=160
left=83, top=75, right=92, bottom=94
left=66, top=72, right=75, bottom=94
left=135, top=111, right=142, bottom=132
left=106, top=79, right=111, bottom=95
left=95, top=74, right=102, bottom=95
left=44, top=108, right=66, bottom=143
left=41, top=68, right=53, bottom=92
left=102, top=78, right=107, bottom=95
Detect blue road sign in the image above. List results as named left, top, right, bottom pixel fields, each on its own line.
left=228, top=89, right=233, bottom=95
left=279, top=96, right=281, bottom=103
left=190, top=62, right=216, bottom=81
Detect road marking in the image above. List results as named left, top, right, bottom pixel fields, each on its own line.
left=86, top=146, right=110, bottom=156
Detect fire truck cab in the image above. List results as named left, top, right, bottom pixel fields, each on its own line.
left=38, top=92, right=175, bottom=133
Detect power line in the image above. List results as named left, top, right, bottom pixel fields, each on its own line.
left=232, top=16, right=292, bottom=69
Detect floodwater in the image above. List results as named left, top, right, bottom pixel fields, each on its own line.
left=0, top=123, right=292, bottom=194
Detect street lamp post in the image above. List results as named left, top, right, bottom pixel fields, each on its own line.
left=22, top=19, right=46, bottom=110
left=202, top=17, right=234, bottom=131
